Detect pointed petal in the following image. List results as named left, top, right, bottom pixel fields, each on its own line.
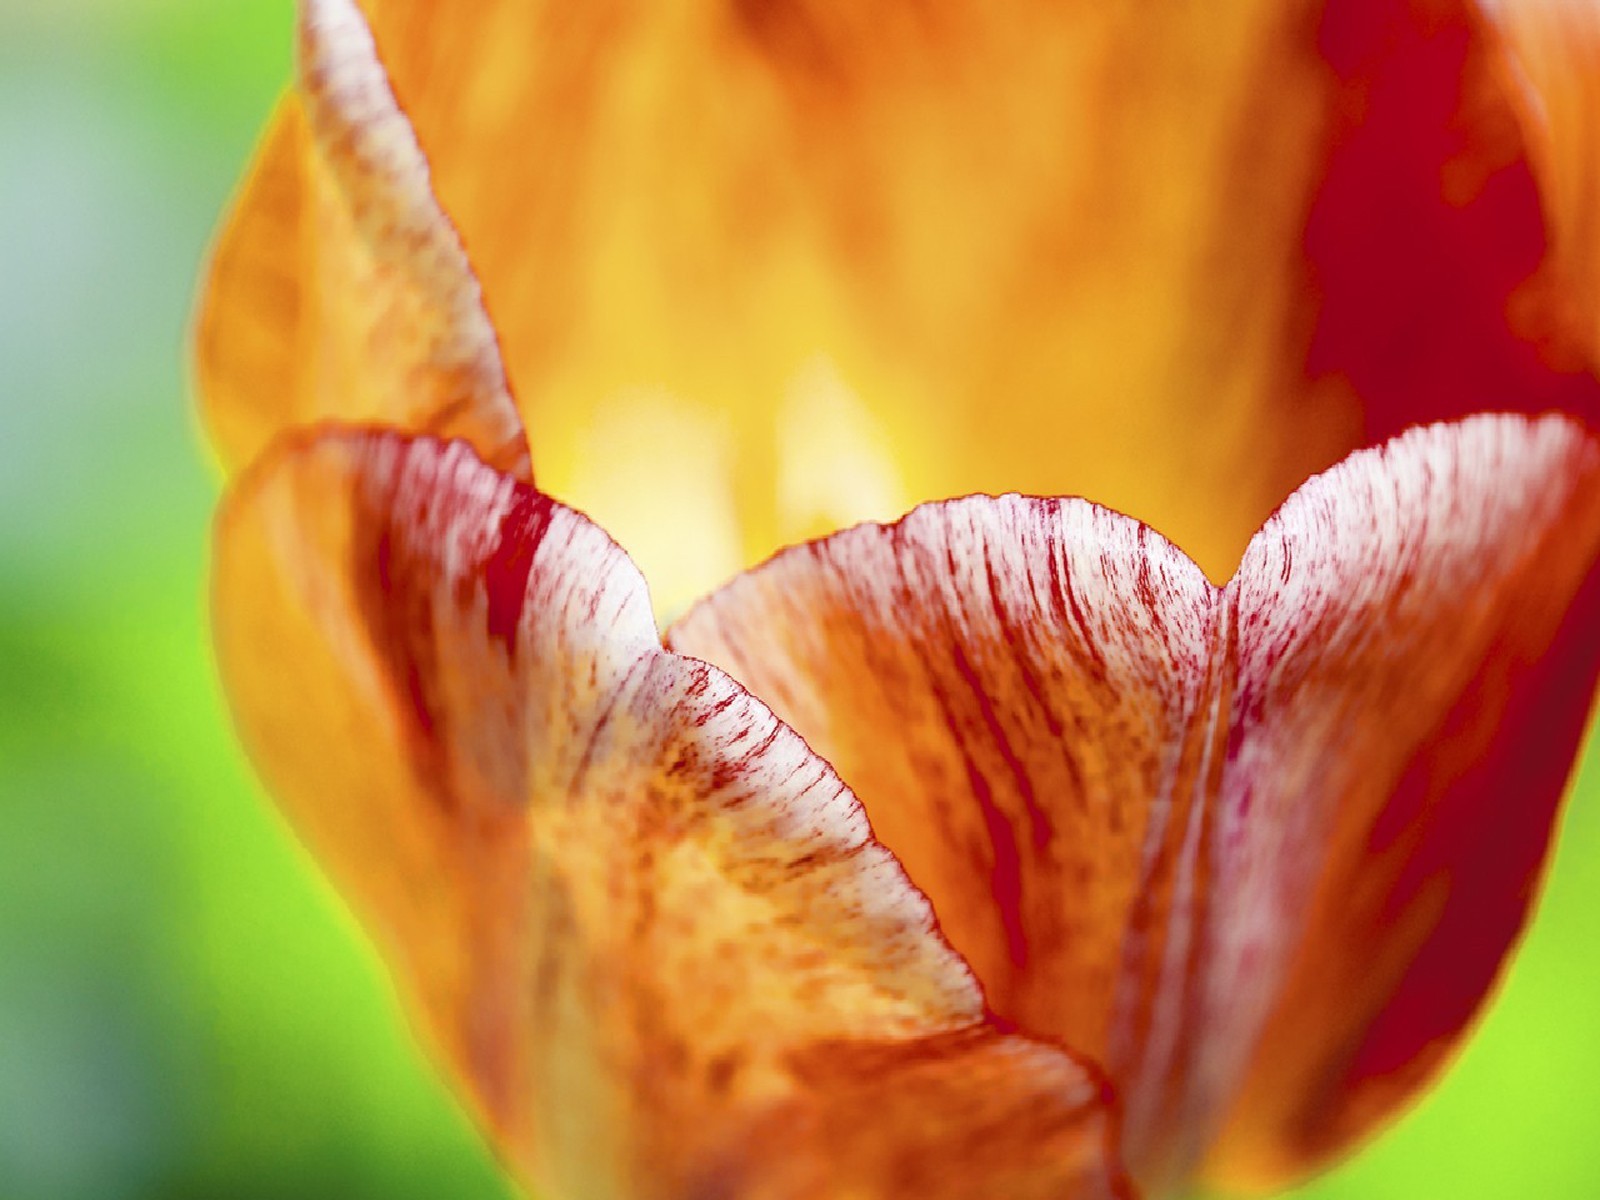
left=1200, top=415, right=1600, bottom=1186
left=195, top=0, right=526, bottom=477
left=211, top=427, right=1127, bottom=1199
left=668, top=490, right=1236, bottom=1191
left=669, top=414, right=1600, bottom=1191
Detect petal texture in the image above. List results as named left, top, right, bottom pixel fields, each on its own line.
left=202, top=0, right=1600, bottom=610
left=1203, top=414, right=1600, bottom=1185
left=212, top=428, right=1129, bottom=1200
left=196, top=0, right=527, bottom=477
left=669, top=414, right=1600, bottom=1192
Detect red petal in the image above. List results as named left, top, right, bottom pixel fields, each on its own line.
left=1306, top=0, right=1600, bottom=443
left=1204, top=413, right=1600, bottom=1185
left=669, top=414, right=1600, bottom=1192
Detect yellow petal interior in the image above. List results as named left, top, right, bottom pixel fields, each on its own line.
left=340, top=0, right=1363, bottom=612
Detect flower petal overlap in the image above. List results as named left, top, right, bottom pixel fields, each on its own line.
left=213, top=427, right=1131, bottom=1199
left=670, top=415, right=1600, bottom=1191
left=195, top=0, right=1600, bottom=1196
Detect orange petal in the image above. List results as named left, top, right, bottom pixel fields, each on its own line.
left=204, top=0, right=1600, bottom=609
left=307, top=0, right=1357, bottom=598
left=195, top=0, right=526, bottom=478
left=669, top=414, right=1600, bottom=1193
left=211, top=427, right=1129, bottom=1199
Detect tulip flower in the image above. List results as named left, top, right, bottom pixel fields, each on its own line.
left=196, top=0, right=1600, bottom=1197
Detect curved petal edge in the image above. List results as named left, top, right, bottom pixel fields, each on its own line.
left=211, top=425, right=1132, bottom=1200
left=671, top=412, right=1600, bottom=1192
left=195, top=0, right=527, bottom=478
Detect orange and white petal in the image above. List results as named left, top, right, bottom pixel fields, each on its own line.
left=195, top=0, right=526, bottom=478
left=212, top=426, right=1129, bottom=1200
left=669, top=489, right=1239, bottom=1193
left=1199, top=414, right=1600, bottom=1187
left=669, top=414, right=1600, bottom=1193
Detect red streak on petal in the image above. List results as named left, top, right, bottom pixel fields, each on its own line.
left=484, top=490, right=554, bottom=658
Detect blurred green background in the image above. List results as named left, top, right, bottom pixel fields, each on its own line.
left=1, top=2, right=1597, bottom=1197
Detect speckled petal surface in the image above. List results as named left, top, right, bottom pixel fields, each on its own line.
left=211, top=426, right=1131, bottom=1200
left=671, top=414, right=1600, bottom=1192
